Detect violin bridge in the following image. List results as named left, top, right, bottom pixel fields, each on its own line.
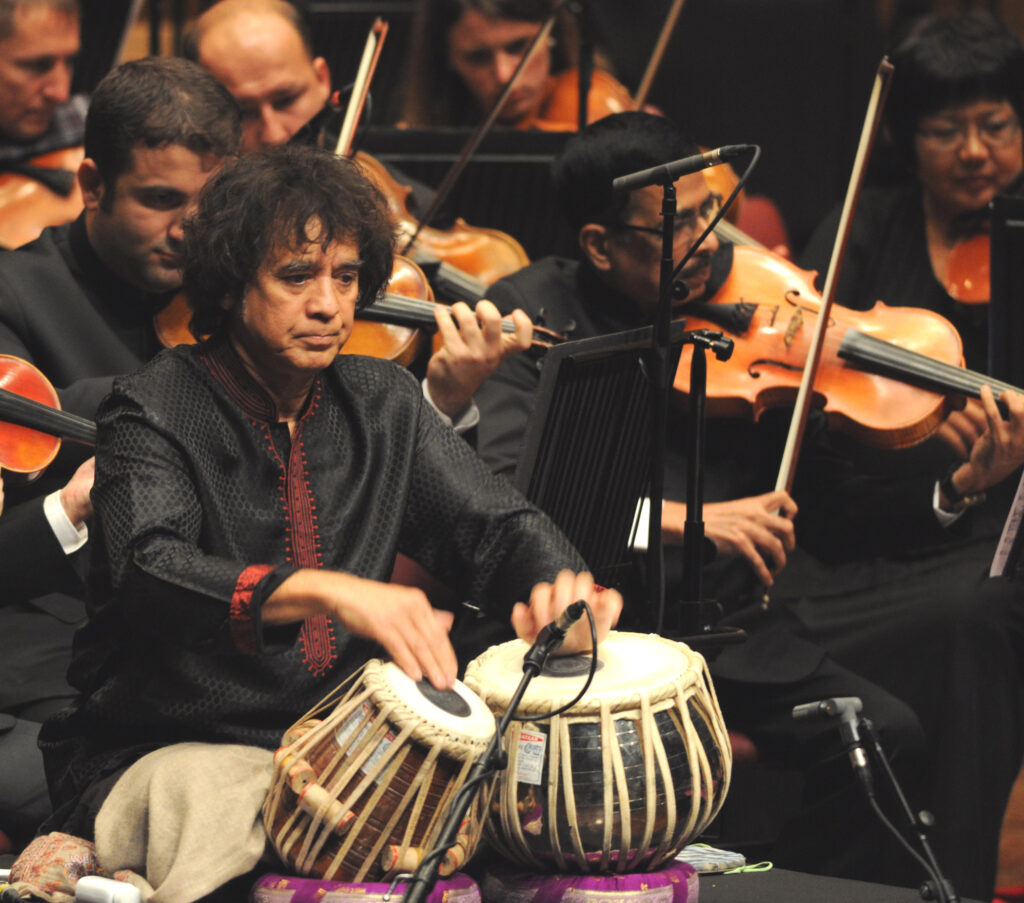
left=784, top=308, right=803, bottom=348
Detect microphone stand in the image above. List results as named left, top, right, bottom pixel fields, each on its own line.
left=859, top=719, right=958, bottom=903
left=645, top=177, right=732, bottom=638
left=678, top=328, right=733, bottom=635
left=401, top=629, right=580, bottom=903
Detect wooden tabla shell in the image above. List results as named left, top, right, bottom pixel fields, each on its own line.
left=263, top=659, right=496, bottom=882
left=464, top=631, right=732, bottom=873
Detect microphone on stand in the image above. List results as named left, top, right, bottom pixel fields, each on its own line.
left=612, top=145, right=755, bottom=194
left=792, top=696, right=874, bottom=794
left=523, top=600, right=588, bottom=674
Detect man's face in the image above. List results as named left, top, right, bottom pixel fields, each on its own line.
left=595, top=172, right=721, bottom=315
left=197, top=12, right=330, bottom=152
left=83, top=144, right=222, bottom=294
left=0, top=3, right=79, bottom=142
left=230, top=232, right=360, bottom=388
left=446, top=9, right=552, bottom=126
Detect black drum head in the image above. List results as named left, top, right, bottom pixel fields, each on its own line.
left=416, top=679, right=472, bottom=717
left=540, top=654, right=603, bottom=678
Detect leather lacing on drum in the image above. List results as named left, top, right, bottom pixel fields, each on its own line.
left=263, top=660, right=493, bottom=883
left=467, top=634, right=734, bottom=874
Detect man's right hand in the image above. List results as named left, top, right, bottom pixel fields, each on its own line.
left=266, top=569, right=458, bottom=691
left=663, top=490, right=797, bottom=586
left=59, top=457, right=95, bottom=527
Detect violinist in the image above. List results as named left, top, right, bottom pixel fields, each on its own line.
left=473, top=111, right=930, bottom=889
left=0, top=57, right=239, bottom=849
left=0, top=0, right=83, bottom=159
left=397, top=0, right=632, bottom=129
left=788, top=17, right=1024, bottom=898
left=186, top=0, right=536, bottom=425
left=0, top=0, right=87, bottom=248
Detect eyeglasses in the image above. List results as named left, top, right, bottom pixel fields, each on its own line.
left=916, top=114, right=1021, bottom=152
left=610, top=192, right=722, bottom=239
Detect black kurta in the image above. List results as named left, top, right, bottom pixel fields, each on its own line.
left=42, top=338, right=583, bottom=826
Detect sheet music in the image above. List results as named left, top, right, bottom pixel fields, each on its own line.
left=990, top=468, right=1024, bottom=577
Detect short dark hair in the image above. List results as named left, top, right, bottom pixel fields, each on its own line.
left=886, top=12, right=1024, bottom=169
left=182, top=144, right=396, bottom=338
left=0, top=0, right=78, bottom=40
left=552, top=111, right=700, bottom=233
left=182, top=0, right=316, bottom=64
left=84, top=57, right=241, bottom=190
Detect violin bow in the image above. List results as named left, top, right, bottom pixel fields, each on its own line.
left=632, top=0, right=687, bottom=110
left=774, top=57, right=894, bottom=494
left=334, top=18, right=390, bottom=159
left=401, top=1, right=566, bottom=255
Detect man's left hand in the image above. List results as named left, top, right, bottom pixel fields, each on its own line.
left=510, top=570, right=622, bottom=656
left=426, top=300, right=533, bottom=418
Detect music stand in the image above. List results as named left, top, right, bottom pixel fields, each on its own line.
left=359, top=127, right=579, bottom=260
left=513, top=320, right=689, bottom=590
left=988, top=194, right=1024, bottom=578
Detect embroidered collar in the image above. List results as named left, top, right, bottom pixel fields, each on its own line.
left=200, top=336, right=323, bottom=425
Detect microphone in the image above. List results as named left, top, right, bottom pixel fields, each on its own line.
left=612, top=145, right=755, bottom=194
left=792, top=697, right=874, bottom=795
left=523, top=599, right=588, bottom=673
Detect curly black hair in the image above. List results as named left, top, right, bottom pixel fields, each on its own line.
left=181, top=144, right=396, bottom=339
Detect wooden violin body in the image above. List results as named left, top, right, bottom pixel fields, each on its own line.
left=0, top=354, right=96, bottom=479
left=154, top=256, right=435, bottom=367
left=675, top=245, right=971, bottom=449
left=353, top=152, right=529, bottom=301
left=522, top=67, right=635, bottom=131
left=0, top=146, right=84, bottom=250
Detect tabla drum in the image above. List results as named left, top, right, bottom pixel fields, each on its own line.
left=263, top=659, right=497, bottom=883
left=463, top=631, right=731, bottom=874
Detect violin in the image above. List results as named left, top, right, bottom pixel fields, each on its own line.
left=519, top=67, right=636, bottom=131
left=675, top=245, right=1021, bottom=449
left=0, top=146, right=84, bottom=250
left=945, top=232, right=989, bottom=304
left=0, top=354, right=95, bottom=480
left=353, top=152, right=530, bottom=303
left=154, top=256, right=434, bottom=366
left=154, top=255, right=561, bottom=359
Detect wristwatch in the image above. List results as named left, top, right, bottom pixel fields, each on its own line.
left=938, top=468, right=986, bottom=513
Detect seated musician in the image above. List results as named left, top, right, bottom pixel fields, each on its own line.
left=780, top=13, right=1024, bottom=900
left=0, top=0, right=86, bottom=248
left=398, top=0, right=632, bottom=130
left=185, top=0, right=536, bottom=426
left=38, top=144, right=620, bottom=898
left=0, top=56, right=241, bottom=852
left=0, top=0, right=83, bottom=160
left=472, top=109, right=1023, bottom=895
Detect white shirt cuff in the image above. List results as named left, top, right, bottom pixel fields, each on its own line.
left=43, top=490, right=89, bottom=554
left=933, top=480, right=965, bottom=527
left=422, top=378, right=480, bottom=434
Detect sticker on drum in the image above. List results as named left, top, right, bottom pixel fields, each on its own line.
left=464, top=631, right=732, bottom=875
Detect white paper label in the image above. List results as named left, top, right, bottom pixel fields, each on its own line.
left=515, top=728, right=547, bottom=785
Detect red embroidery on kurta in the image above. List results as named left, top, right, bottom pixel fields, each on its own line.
left=230, top=564, right=275, bottom=654
left=286, top=389, right=334, bottom=676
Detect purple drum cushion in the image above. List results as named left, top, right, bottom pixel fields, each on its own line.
left=250, top=872, right=480, bottom=903
left=481, top=861, right=698, bottom=902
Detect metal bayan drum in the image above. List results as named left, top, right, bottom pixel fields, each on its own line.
left=263, top=659, right=496, bottom=883
left=464, top=631, right=732, bottom=873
